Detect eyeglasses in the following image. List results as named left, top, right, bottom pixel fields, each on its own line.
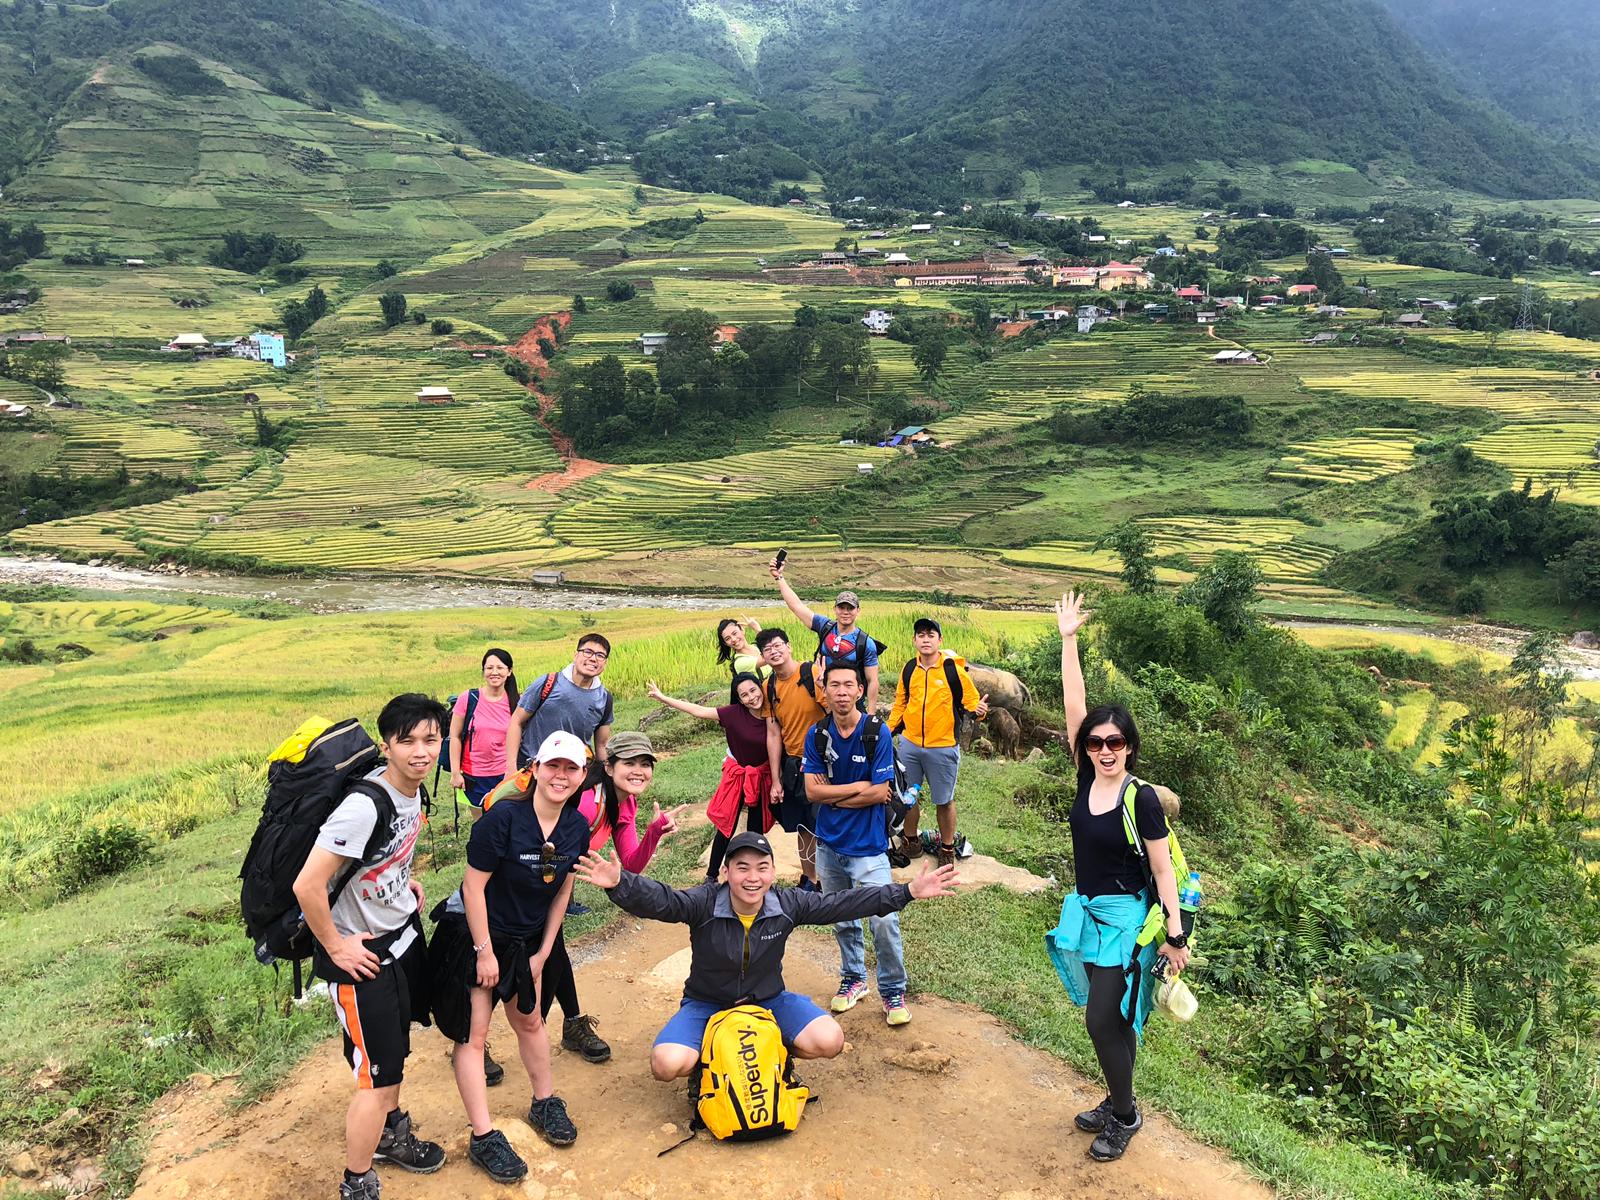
left=541, top=841, right=556, bottom=884
left=1084, top=734, right=1129, bottom=753
left=577, top=647, right=608, bottom=660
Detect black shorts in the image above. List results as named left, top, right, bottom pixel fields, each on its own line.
left=776, top=754, right=816, bottom=835
left=329, top=936, right=427, bottom=1089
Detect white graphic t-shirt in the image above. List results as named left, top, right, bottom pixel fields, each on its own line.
left=314, top=768, right=422, bottom=961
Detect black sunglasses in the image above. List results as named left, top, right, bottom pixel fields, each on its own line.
left=1084, top=734, right=1129, bottom=753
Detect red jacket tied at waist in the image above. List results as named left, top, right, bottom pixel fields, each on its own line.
left=706, top=757, right=774, bottom=838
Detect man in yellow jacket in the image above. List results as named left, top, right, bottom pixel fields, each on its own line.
left=887, top=618, right=988, bottom=867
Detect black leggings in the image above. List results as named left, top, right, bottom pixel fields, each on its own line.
left=539, top=926, right=580, bottom=1021
left=1085, top=964, right=1138, bottom=1116
left=705, top=801, right=762, bottom=882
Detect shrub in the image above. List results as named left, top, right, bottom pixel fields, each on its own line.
left=605, top=280, right=637, bottom=302
left=430, top=319, right=454, bottom=335
left=59, top=823, right=152, bottom=895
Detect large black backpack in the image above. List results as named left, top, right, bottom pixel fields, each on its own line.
left=239, top=718, right=398, bottom=994
left=812, top=620, right=888, bottom=690
left=809, top=712, right=907, bottom=846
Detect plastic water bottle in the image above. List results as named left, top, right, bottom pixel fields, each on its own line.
left=1179, top=870, right=1203, bottom=913
left=904, top=783, right=921, bottom=810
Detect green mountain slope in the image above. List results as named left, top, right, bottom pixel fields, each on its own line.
left=1378, top=0, right=1600, bottom=143
left=0, top=0, right=593, bottom=186
left=362, top=0, right=1599, bottom=204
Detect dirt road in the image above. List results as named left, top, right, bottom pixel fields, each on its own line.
left=131, top=915, right=1270, bottom=1200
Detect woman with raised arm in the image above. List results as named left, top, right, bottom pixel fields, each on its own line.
left=714, top=616, right=770, bottom=683
left=646, top=672, right=782, bottom=883
left=1049, top=589, right=1191, bottom=1164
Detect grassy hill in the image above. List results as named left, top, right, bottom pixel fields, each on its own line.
left=0, top=0, right=593, bottom=187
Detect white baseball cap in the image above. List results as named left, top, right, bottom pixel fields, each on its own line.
left=534, top=731, right=590, bottom=766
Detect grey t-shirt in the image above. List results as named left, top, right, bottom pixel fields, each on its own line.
left=314, top=768, right=422, bottom=961
left=517, top=666, right=614, bottom=761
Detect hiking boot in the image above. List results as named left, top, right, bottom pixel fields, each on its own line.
left=468, top=1129, right=527, bottom=1184
left=796, top=876, right=820, bottom=893
left=1075, top=1095, right=1116, bottom=1134
left=1089, top=1107, right=1143, bottom=1162
left=339, top=1169, right=381, bottom=1200
left=883, top=992, right=912, bottom=1027
left=831, top=977, right=869, bottom=1013
left=374, top=1111, right=445, bottom=1174
left=484, top=1047, right=505, bottom=1087
left=562, top=1014, right=611, bottom=1063
left=527, top=1095, right=578, bottom=1147
left=937, top=842, right=957, bottom=868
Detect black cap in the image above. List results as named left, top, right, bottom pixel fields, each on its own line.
left=724, top=831, right=775, bottom=861
left=913, top=617, right=942, bottom=635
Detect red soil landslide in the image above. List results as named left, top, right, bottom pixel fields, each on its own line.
left=129, top=894, right=1271, bottom=1200
left=461, top=312, right=608, bottom=493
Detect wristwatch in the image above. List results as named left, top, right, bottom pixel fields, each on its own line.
left=1164, top=932, right=1189, bottom=949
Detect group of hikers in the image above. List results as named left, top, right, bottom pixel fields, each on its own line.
left=287, top=562, right=1194, bottom=1199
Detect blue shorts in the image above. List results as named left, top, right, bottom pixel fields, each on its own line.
left=462, top=773, right=503, bottom=809
left=897, top=738, right=960, bottom=806
left=654, top=992, right=829, bottom=1050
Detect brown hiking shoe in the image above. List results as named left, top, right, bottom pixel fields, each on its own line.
left=902, top=835, right=923, bottom=858
left=937, top=843, right=957, bottom=868
left=562, top=1015, right=611, bottom=1063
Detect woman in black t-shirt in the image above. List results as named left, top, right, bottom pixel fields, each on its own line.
left=429, top=730, right=592, bottom=1182
left=1050, top=590, right=1192, bottom=1164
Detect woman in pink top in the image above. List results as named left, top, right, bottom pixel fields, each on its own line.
left=449, top=649, right=519, bottom=817
left=540, top=729, right=691, bottom=1065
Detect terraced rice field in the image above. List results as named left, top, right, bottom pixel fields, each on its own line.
left=1295, top=358, right=1600, bottom=420
left=1467, top=423, right=1600, bottom=504
left=1271, top=429, right=1417, bottom=484
left=0, top=265, right=292, bottom=342
left=0, top=599, right=242, bottom=657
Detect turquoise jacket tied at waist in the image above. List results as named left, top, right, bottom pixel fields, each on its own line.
left=1044, top=890, right=1160, bottom=1039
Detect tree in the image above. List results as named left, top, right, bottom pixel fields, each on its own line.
left=431, top=319, right=454, bottom=335
left=911, top=330, right=948, bottom=384
left=1096, top=523, right=1157, bottom=595
left=411, top=310, right=427, bottom=324
left=1506, top=632, right=1572, bottom=793
left=305, top=286, right=329, bottom=322
left=280, top=299, right=312, bottom=342
left=5, top=341, right=69, bottom=390
left=1178, top=550, right=1262, bottom=636
left=605, top=280, right=636, bottom=302
left=1552, top=537, right=1600, bottom=603
left=572, top=293, right=587, bottom=314
left=375, top=259, right=398, bottom=279
left=378, top=291, right=407, bottom=327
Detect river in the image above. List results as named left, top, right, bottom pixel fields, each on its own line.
left=0, top=556, right=764, bottom=614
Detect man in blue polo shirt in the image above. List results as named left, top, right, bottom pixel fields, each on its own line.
left=803, top=661, right=911, bottom=1026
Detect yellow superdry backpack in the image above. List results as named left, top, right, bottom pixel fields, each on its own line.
left=692, top=1005, right=810, bottom=1142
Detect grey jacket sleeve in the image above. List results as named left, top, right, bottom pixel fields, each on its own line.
left=786, top=882, right=912, bottom=926
left=608, top=871, right=715, bottom=924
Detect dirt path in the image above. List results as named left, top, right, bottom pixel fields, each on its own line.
left=131, top=895, right=1269, bottom=1200
left=461, top=313, right=610, bottom=494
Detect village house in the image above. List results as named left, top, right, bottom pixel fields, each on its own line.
left=1287, top=284, right=1319, bottom=298
left=819, top=251, right=849, bottom=267
left=164, top=332, right=211, bottom=352
left=637, top=331, right=670, bottom=355
left=415, top=386, right=455, bottom=404
left=909, top=223, right=934, bottom=233
left=1, top=401, right=32, bottom=419
left=712, top=324, right=740, bottom=351
left=0, top=332, right=70, bottom=346
left=1142, top=303, right=1171, bottom=321
left=855, top=247, right=883, bottom=259
left=1196, top=310, right=1218, bottom=325
left=914, top=274, right=981, bottom=287
left=1304, top=332, right=1339, bottom=346
left=531, top=570, right=567, bottom=586
left=1315, top=305, right=1349, bottom=317
left=232, top=331, right=287, bottom=367
left=1153, top=246, right=1179, bottom=257
left=1211, top=349, right=1261, bottom=365
left=1394, top=313, right=1428, bottom=327
left=861, top=309, right=894, bottom=335
left=124, top=258, right=148, bottom=268
left=1257, top=295, right=1284, bottom=307
left=1015, top=255, right=1049, bottom=269
left=883, top=252, right=912, bottom=265
left=889, top=425, right=933, bottom=446
left=1175, top=286, right=1207, bottom=302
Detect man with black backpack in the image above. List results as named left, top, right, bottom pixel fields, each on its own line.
left=290, top=694, right=450, bottom=1200
left=804, top=662, right=914, bottom=1027
left=889, top=617, right=989, bottom=868
left=769, top=557, right=882, bottom=711
left=503, top=633, right=614, bottom=778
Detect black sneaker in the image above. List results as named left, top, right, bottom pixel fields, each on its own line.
left=527, top=1095, right=578, bottom=1147
left=1075, top=1095, right=1115, bottom=1134
left=468, top=1129, right=527, bottom=1184
left=338, top=1168, right=381, bottom=1200
left=562, top=1014, right=611, bottom=1063
left=1089, top=1107, right=1143, bottom=1161
left=484, top=1047, right=504, bottom=1087
left=373, top=1111, right=446, bottom=1174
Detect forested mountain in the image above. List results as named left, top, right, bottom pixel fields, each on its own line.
left=366, top=0, right=1600, bottom=203
left=1379, top=0, right=1600, bottom=143
left=0, top=0, right=592, bottom=185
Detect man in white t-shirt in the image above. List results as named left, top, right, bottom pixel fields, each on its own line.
left=293, top=694, right=450, bottom=1200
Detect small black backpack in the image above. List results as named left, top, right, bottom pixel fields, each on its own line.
left=239, top=718, right=398, bottom=994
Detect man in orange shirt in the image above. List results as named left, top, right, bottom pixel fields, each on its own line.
left=756, top=627, right=826, bottom=890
